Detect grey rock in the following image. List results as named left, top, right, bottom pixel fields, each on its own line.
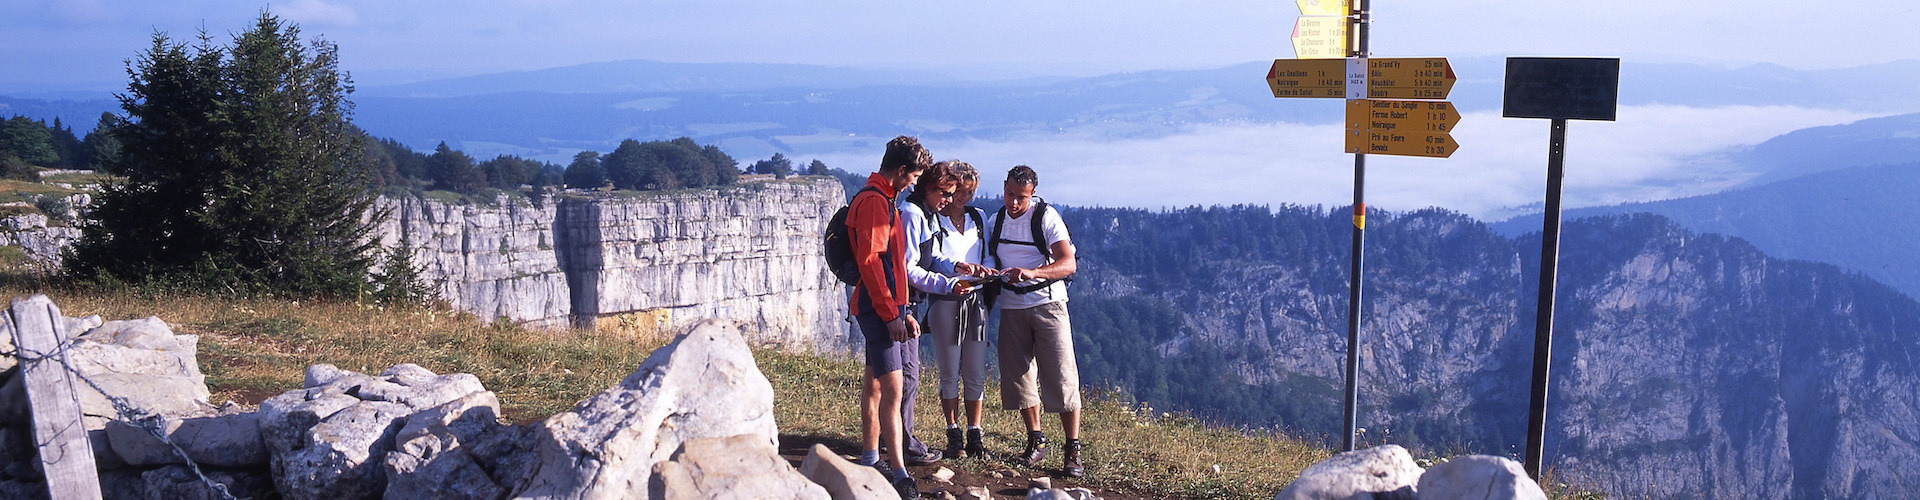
left=1029, top=477, right=1051, bottom=490
left=274, top=400, right=414, bottom=500
left=957, top=486, right=991, bottom=500
left=106, top=410, right=266, bottom=468
left=0, top=315, right=210, bottom=430
left=1059, top=488, right=1102, bottom=500
left=1415, top=455, right=1546, bottom=500
left=140, top=465, right=276, bottom=500
left=262, top=364, right=491, bottom=500
left=1027, top=488, right=1073, bottom=500
left=797, top=443, right=894, bottom=500
left=1273, top=445, right=1421, bottom=500
left=384, top=391, right=507, bottom=500
left=513, top=320, right=779, bottom=499
left=650, top=434, right=828, bottom=500
left=99, top=468, right=145, bottom=500
left=0, top=212, right=81, bottom=271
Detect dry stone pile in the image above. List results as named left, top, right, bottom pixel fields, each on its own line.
left=0, top=307, right=857, bottom=499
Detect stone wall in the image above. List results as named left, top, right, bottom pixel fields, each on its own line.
left=375, top=178, right=851, bottom=354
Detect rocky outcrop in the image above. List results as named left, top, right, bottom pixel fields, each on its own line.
left=798, top=443, right=893, bottom=499
left=0, top=210, right=83, bottom=272
left=0, top=178, right=851, bottom=354
left=652, top=434, right=828, bottom=499
left=2, top=307, right=834, bottom=499
left=258, top=363, right=491, bottom=500
left=513, top=320, right=779, bottom=499
left=1275, top=447, right=1544, bottom=500
left=376, top=178, right=850, bottom=354
left=1070, top=208, right=1920, bottom=498
left=1416, top=456, right=1544, bottom=500
left=1274, top=445, right=1420, bottom=500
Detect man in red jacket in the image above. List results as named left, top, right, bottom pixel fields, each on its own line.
left=848, top=135, right=938, bottom=498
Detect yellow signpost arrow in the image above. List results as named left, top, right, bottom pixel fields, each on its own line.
left=1268, top=58, right=1455, bottom=99
left=1267, top=59, right=1348, bottom=98
left=1366, top=58, right=1455, bottom=99
left=1297, top=0, right=1349, bottom=17
left=1291, top=16, right=1348, bottom=59
left=1345, top=99, right=1460, bottom=158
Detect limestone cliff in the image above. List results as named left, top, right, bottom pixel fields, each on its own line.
left=375, top=178, right=850, bottom=354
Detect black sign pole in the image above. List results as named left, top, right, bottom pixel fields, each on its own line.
left=1339, top=0, right=1370, bottom=453
left=1523, top=117, right=1568, bottom=478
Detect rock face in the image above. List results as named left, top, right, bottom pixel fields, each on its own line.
left=1273, top=445, right=1420, bottom=500
left=376, top=178, right=851, bottom=354
left=1068, top=208, right=1920, bottom=498
left=0, top=211, right=82, bottom=272
left=513, top=320, right=778, bottom=499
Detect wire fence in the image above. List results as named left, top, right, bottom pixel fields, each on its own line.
left=4, top=313, right=241, bottom=500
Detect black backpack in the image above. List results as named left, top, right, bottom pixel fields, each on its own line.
left=987, top=198, right=1073, bottom=294
left=824, top=186, right=883, bottom=286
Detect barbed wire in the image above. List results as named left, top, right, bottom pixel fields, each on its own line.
left=3, top=327, right=241, bottom=500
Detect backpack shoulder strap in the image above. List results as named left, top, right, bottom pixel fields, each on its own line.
left=1030, top=200, right=1052, bottom=262
left=988, top=206, right=1008, bottom=268
left=967, top=206, right=987, bottom=264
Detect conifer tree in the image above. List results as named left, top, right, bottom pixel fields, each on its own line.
left=70, top=13, right=394, bottom=298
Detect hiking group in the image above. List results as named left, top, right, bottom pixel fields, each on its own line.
left=830, top=136, right=1083, bottom=499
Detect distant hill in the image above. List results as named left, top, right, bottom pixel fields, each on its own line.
left=355, top=60, right=963, bottom=98
left=1730, top=112, right=1920, bottom=186
left=1493, top=161, right=1920, bottom=298
left=10, top=58, right=1920, bottom=163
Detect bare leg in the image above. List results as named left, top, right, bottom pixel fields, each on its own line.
left=1021, top=405, right=1042, bottom=432
left=942, top=397, right=962, bottom=426
left=1061, top=410, right=1080, bottom=441
left=862, top=366, right=881, bottom=452
left=878, top=369, right=907, bottom=470
left=965, top=399, right=984, bottom=427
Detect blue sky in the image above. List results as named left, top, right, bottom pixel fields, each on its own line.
left=3, top=1, right=1916, bottom=216
left=4, top=0, right=1918, bottom=88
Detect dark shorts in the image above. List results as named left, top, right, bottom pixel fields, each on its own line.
left=858, top=312, right=911, bottom=377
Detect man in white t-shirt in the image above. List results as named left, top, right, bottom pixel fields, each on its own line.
left=984, top=165, right=1085, bottom=478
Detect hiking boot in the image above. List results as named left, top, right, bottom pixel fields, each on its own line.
left=944, top=427, right=965, bottom=459
left=1019, top=431, right=1047, bottom=468
left=905, top=447, right=942, bottom=466
left=965, top=427, right=993, bottom=461
left=892, top=475, right=921, bottom=500
left=1063, top=439, right=1084, bottom=478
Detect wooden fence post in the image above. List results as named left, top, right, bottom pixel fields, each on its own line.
left=8, top=294, right=104, bottom=500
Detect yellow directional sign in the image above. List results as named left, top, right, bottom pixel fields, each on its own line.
left=1297, top=0, right=1349, bottom=17
left=1345, top=99, right=1460, bottom=158
left=1269, top=58, right=1456, bottom=99
left=1266, top=59, right=1347, bottom=98
left=1366, top=58, right=1456, bottom=99
left=1290, top=16, right=1348, bottom=59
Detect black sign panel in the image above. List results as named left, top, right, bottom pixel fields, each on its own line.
left=1503, top=57, right=1620, bottom=121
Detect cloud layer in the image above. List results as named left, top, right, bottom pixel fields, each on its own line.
left=809, top=105, right=1880, bottom=220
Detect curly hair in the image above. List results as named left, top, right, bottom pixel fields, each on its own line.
left=907, top=160, right=964, bottom=205
left=1006, top=164, right=1038, bottom=187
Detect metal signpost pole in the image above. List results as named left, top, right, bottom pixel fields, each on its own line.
left=1523, top=118, right=1568, bottom=478
left=1339, top=0, right=1369, bottom=453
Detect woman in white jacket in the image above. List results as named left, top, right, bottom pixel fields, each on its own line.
left=900, top=160, right=995, bottom=460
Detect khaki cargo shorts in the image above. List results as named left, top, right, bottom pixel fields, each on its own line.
left=997, top=300, right=1081, bottom=413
